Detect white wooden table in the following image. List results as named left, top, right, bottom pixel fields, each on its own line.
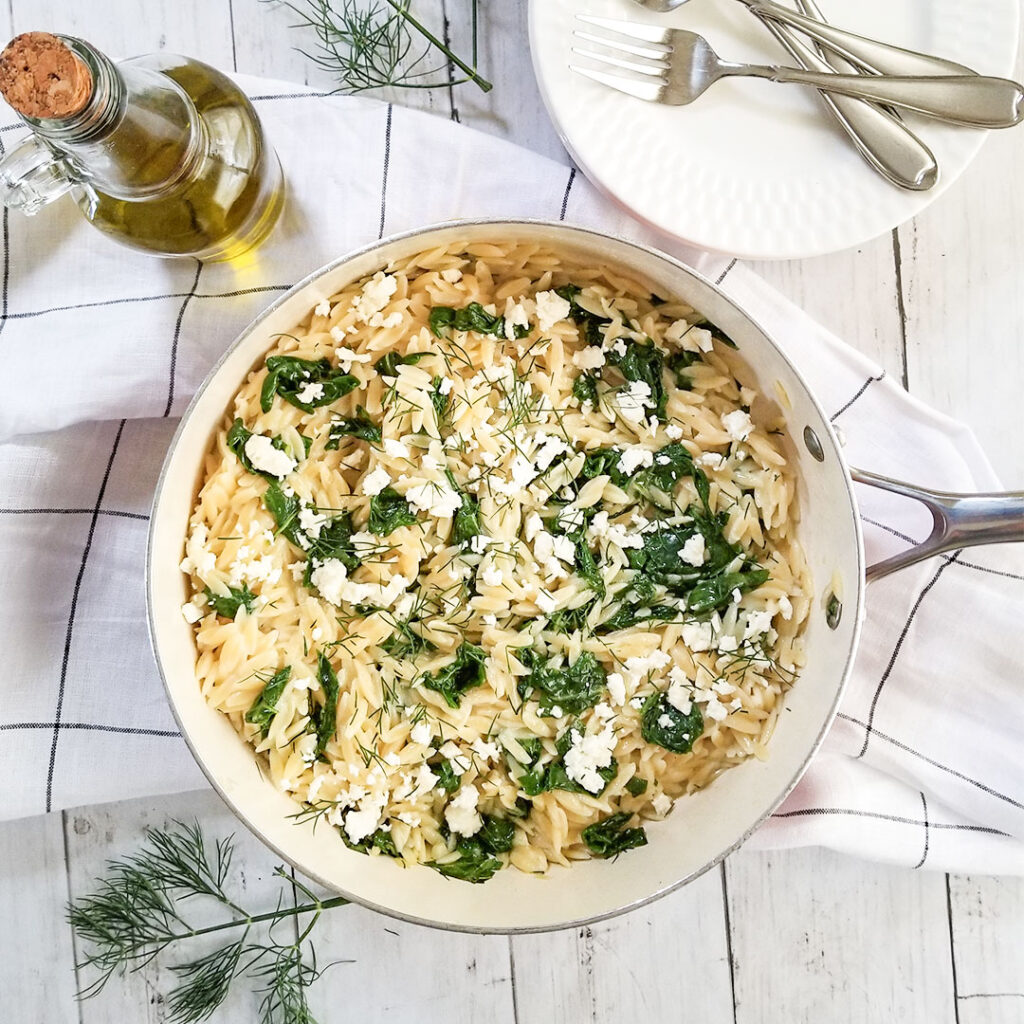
left=1, top=3, right=1023, bottom=1022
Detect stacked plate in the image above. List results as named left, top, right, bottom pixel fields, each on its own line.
left=529, top=0, right=1020, bottom=258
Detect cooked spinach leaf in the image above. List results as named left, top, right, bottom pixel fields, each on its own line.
left=374, top=351, right=426, bottom=377
left=596, top=602, right=683, bottom=634
left=641, top=691, right=704, bottom=754
left=629, top=443, right=709, bottom=508
left=572, top=372, right=599, bottom=405
left=260, top=355, right=359, bottom=413
left=546, top=599, right=597, bottom=636
left=686, top=568, right=770, bottom=614
left=428, top=836, right=502, bottom=883
left=477, top=815, right=515, bottom=854
left=325, top=406, right=381, bottom=447
left=607, top=338, right=668, bottom=419
left=340, top=827, right=399, bottom=857
left=574, top=538, right=605, bottom=598
left=581, top=447, right=628, bottom=487
left=244, top=666, right=291, bottom=735
left=625, top=776, right=648, bottom=797
left=430, top=375, right=451, bottom=422
left=429, top=302, right=529, bottom=340
left=313, top=651, right=340, bottom=757
left=204, top=584, right=256, bottom=619
left=554, top=284, right=620, bottom=348
left=511, top=727, right=615, bottom=797
left=305, top=512, right=357, bottom=571
left=581, top=812, right=648, bottom=858
left=421, top=642, right=488, bottom=709
left=368, top=487, right=418, bottom=535
left=518, top=650, right=606, bottom=716
left=668, top=350, right=700, bottom=390
left=263, top=481, right=302, bottom=545
left=380, top=619, right=435, bottom=659
left=434, top=760, right=461, bottom=793
left=445, top=469, right=481, bottom=544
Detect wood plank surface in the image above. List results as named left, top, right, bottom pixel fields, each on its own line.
left=510, top=864, right=734, bottom=1024
left=949, top=874, right=1024, bottom=1024
left=0, top=813, right=79, bottom=1024
left=726, top=847, right=956, bottom=1024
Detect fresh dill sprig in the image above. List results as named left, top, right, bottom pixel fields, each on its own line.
left=67, top=821, right=350, bottom=1024
left=275, top=0, right=492, bottom=94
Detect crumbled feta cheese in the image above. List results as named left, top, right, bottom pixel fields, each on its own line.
left=549, top=705, right=564, bottom=719
left=722, top=409, right=753, bottom=442
left=410, top=720, right=432, bottom=745
left=699, top=452, right=726, bottom=470
left=551, top=535, right=576, bottom=564
left=344, top=791, right=387, bottom=845
left=298, top=506, right=328, bottom=539
left=243, top=434, right=296, bottom=478
left=314, top=299, right=332, bottom=317
left=480, top=564, right=504, bottom=588
left=403, top=479, right=461, bottom=519
left=445, top=784, right=483, bottom=837
left=563, top=723, right=617, bottom=794
left=410, top=763, right=438, bottom=799
left=181, top=600, right=204, bottom=624
left=616, top=380, right=653, bottom=424
left=471, top=737, right=501, bottom=763
left=619, top=447, right=654, bottom=475
left=361, top=466, right=391, bottom=496
left=311, top=627, right=323, bottom=641
left=309, top=559, right=350, bottom=605
left=556, top=506, right=586, bottom=535
left=397, top=811, right=421, bottom=827
left=651, top=792, right=673, bottom=816
left=776, top=594, right=794, bottom=620
left=524, top=511, right=544, bottom=542
left=607, top=672, right=626, bottom=707
left=382, top=438, right=410, bottom=459
left=657, top=713, right=674, bottom=729
left=383, top=751, right=401, bottom=766
left=665, top=423, right=684, bottom=440
left=353, top=272, right=398, bottom=325
left=679, top=533, right=706, bottom=567
left=295, top=381, right=325, bottom=404
left=536, top=589, right=557, bottom=614
left=534, top=289, right=572, bottom=331
left=334, top=346, right=372, bottom=372
left=438, top=376, right=454, bottom=396
left=503, top=299, right=530, bottom=340
left=572, top=346, right=606, bottom=370
left=441, top=268, right=463, bottom=283
left=667, top=678, right=692, bottom=714
left=681, top=620, right=714, bottom=653
left=717, top=634, right=739, bottom=654
left=743, top=609, right=774, bottom=639
left=481, top=613, right=498, bottom=627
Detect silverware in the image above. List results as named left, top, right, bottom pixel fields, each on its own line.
left=571, top=17, right=1024, bottom=128
left=627, top=0, right=978, bottom=79
left=739, top=0, right=976, bottom=78
left=759, top=4, right=938, bottom=189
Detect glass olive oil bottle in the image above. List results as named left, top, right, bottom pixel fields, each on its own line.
left=0, top=32, right=284, bottom=261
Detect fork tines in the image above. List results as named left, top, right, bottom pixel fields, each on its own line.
left=571, top=14, right=673, bottom=100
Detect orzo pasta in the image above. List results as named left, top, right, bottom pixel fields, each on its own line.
left=179, top=241, right=811, bottom=881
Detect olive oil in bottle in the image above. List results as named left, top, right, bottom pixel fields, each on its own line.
left=0, top=32, right=284, bottom=261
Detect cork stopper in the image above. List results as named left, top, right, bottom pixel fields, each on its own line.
left=0, top=32, right=92, bottom=119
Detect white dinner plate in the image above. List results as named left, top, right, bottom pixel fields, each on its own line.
left=528, top=0, right=1020, bottom=258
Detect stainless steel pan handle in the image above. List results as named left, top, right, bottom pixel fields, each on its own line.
left=851, top=467, right=1024, bottom=581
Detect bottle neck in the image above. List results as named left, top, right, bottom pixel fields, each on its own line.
left=20, top=37, right=204, bottom=201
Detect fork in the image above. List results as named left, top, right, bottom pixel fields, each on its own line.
left=571, top=17, right=1024, bottom=128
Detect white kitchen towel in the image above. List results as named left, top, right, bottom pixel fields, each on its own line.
left=0, top=77, right=1021, bottom=873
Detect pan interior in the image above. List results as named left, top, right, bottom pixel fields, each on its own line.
left=148, top=221, right=863, bottom=932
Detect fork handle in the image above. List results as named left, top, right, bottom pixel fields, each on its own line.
left=756, top=17, right=937, bottom=189
left=750, top=68, right=1024, bottom=128
left=741, top=0, right=977, bottom=77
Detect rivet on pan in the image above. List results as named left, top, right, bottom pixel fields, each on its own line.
left=803, top=426, right=825, bottom=462
left=825, top=592, right=842, bottom=630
